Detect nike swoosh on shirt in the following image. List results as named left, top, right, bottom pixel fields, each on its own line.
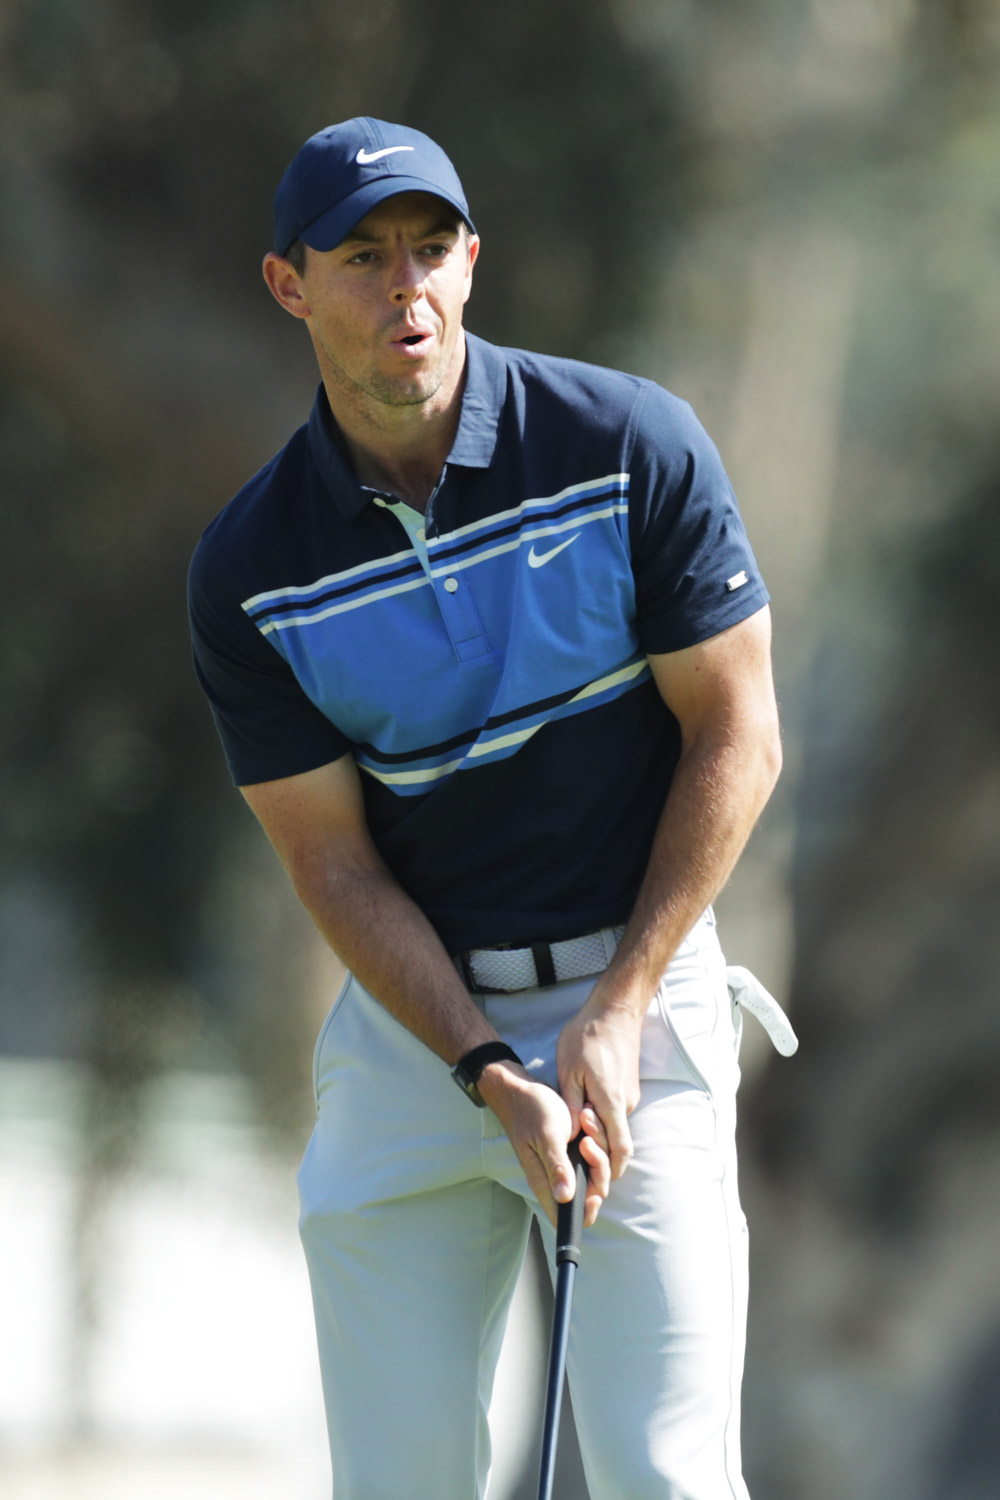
left=355, top=146, right=415, bottom=164
left=527, top=534, right=581, bottom=568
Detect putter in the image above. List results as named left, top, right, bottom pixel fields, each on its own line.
left=537, top=1134, right=588, bottom=1500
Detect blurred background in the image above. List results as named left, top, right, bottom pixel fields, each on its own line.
left=2, top=0, right=1000, bottom=1496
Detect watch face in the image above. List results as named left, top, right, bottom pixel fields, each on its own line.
left=450, top=1062, right=486, bottom=1107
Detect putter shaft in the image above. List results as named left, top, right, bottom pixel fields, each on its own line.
left=537, top=1137, right=588, bottom=1500
left=537, top=1260, right=577, bottom=1500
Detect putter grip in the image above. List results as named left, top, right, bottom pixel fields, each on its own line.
left=555, top=1135, right=588, bottom=1266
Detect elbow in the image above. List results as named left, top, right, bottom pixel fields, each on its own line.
left=760, top=713, right=783, bottom=797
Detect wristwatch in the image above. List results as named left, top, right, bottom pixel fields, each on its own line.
left=451, top=1041, right=523, bottom=1107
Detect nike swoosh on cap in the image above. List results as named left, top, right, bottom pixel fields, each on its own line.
left=355, top=146, right=415, bottom=164
left=527, top=534, right=581, bottom=569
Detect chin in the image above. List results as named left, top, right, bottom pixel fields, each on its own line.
left=369, top=378, right=436, bottom=408
left=380, top=364, right=447, bottom=405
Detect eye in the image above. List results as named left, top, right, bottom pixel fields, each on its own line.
left=347, top=250, right=378, bottom=265
left=422, top=242, right=452, bottom=259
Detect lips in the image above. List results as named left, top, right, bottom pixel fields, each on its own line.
left=388, top=328, right=435, bottom=358
left=387, top=322, right=435, bottom=351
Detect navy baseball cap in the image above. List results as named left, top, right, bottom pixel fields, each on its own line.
left=273, top=117, right=475, bottom=257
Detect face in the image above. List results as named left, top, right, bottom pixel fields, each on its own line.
left=267, top=191, right=479, bottom=412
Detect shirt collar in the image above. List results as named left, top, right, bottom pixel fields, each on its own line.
left=445, top=332, right=506, bottom=469
left=306, top=331, right=507, bottom=517
left=306, top=386, right=368, bottom=519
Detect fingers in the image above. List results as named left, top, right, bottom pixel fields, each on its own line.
left=525, top=1119, right=612, bottom=1229
left=594, top=1095, right=634, bottom=1181
left=558, top=1105, right=629, bottom=1211
left=528, top=1108, right=614, bottom=1229
left=571, top=1081, right=633, bottom=1183
left=506, top=1089, right=577, bottom=1228
left=579, top=1103, right=608, bottom=1155
left=530, top=1116, right=617, bottom=1230
left=511, top=1131, right=567, bottom=1227
left=576, top=1116, right=611, bottom=1228
left=529, top=1140, right=578, bottom=1228
left=549, top=1139, right=576, bottom=1205
left=555, top=1007, right=641, bottom=1186
left=482, top=1065, right=618, bottom=1228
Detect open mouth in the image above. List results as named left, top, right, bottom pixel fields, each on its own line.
left=390, top=329, right=433, bottom=351
left=388, top=328, right=434, bottom=359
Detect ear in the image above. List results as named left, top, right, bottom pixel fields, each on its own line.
left=463, top=234, right=480, bottom=306
left=262, top=252, right=311, bottom=319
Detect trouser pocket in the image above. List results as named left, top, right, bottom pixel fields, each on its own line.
left=640, top=915, right=739, bottom=1095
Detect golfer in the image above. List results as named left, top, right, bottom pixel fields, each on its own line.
left=188, top=117, right=783, bottom=1499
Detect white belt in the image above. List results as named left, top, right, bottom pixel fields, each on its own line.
left=457, top=927, right=626, bottom=994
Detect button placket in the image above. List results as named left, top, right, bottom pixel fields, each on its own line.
left=386, top=502, right=491, bottom=662
left=386, top=501, right=433, bottom=573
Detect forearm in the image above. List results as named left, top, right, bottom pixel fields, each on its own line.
left=593, top=727, right=780, bottom=1015
left=290, top=854, right=499, bottom=1066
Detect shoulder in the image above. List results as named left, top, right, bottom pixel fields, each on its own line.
left=490, top=339, right=646, bottom=422
left=628, top=380, right=717, bottom=452
left=482, top=337, right=706, bottom=457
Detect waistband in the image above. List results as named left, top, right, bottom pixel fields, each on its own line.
left=455, top=927, right=626, bottom=994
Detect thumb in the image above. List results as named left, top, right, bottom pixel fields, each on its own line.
left=539, top=1110, right=575, bottom=1204
left=548, top=1138, right=575, bottom=1204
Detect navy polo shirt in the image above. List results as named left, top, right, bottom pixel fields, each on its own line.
left=188, top=333, right=768, bottom=953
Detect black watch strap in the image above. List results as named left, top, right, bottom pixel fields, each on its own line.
left=451, top=1041, right=523, bottom=1107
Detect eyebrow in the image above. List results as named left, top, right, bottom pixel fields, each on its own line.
left=339, top=218, right=463, bottom=247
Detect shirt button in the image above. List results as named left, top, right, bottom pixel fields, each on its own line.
left=444, top=577, right=459, bottom=593
left=417, top=527, right=426, bottom=542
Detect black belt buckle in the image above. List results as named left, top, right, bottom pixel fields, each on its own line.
left=531, top=942, right=557, bottom=987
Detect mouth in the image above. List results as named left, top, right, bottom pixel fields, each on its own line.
left=388, top=328, right=435, bottom=357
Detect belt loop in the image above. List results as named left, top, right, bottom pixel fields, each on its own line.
left=458, top=950, right=481, bottom=993
left=531, top=942, right=558, bottom=987
left=600, top=927, right=620, bottom=965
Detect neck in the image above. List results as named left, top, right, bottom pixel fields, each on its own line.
left=320, top=333, right=467, bottom=512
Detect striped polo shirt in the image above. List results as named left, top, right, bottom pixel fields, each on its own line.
left=188, top=333, right=768, bottom=953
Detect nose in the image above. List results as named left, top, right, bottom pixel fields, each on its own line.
left=389, top=247, right=423, bottom=304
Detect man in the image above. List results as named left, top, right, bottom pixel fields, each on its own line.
left=188, top=117, right=784, bottom=1499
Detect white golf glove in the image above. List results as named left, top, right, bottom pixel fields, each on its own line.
left=726, top=965, right=799, bottom=1057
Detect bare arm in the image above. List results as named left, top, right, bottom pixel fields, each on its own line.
left=241, top=755, right=610, bottom=1223
left=557, top=604, right=782, bottom=1174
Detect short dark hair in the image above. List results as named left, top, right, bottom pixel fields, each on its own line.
left=284, top=238, right=307, bottom=276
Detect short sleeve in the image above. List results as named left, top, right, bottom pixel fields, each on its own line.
left=188, top=536, right=351, bottom=786
left=627, top=384, right=769, bottom=654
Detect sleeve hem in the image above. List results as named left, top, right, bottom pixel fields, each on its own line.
left=637, top=586, right=770, bottom=656
left=227, top=745, right=353, bottom=789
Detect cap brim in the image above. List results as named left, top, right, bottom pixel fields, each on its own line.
left=295, top=177, right=475, bottom=253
